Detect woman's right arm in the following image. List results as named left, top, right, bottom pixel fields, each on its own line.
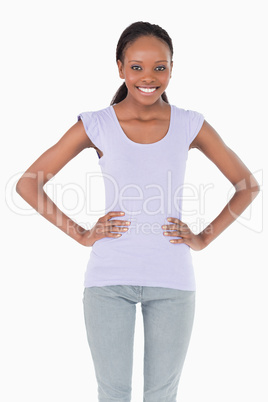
left=16, top=120, right=95, bottom=245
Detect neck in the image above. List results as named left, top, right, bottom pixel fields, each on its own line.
left=118, top=94, right=169, bottom=119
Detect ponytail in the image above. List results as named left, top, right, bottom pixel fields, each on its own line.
left=110, top=82, right=128, bottom=105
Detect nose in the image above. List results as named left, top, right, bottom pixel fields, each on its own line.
left=141, top=77, right=156, bottom=85
left=141, top=70, right=156, bottom=84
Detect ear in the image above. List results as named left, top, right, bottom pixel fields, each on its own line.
left=117, top=59, right=125, bottom=79
left=170, top=60, right=173, bottom=78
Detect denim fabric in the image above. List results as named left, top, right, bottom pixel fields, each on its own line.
left=83, top=285, right=195, bottom=402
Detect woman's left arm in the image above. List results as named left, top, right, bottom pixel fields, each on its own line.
left=163, top=120, right=261, bottom=250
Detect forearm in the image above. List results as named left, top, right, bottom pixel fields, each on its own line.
left=199, top=186, right=260, bottom=247
left=16, top=180, right=87, bottom=244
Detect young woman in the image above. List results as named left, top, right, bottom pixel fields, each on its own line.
left=16, top=21, right=260, bottom=402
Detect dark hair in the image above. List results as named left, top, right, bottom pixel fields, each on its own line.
left=110, top=21, right=173, bottom=105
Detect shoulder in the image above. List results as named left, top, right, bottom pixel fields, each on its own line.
left=171, top=104, right=205, bottom=147
left=77, top=105, right=113, bottom=132
left=77, top=105, right=113, bottom=152
left=171, top=104, right=204, bottom=127
left=172, top=104, right=204, bottom=120
left=78, top=105, right=112, bottom=121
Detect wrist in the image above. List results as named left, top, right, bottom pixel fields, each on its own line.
left=79, top=229, right=94, bottom=247
left=198, top=226, right=214, bottom=248
left=66, top=220, right=88, bottom=245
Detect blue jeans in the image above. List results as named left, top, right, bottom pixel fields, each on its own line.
left=83, top=285, right=195, bottom=402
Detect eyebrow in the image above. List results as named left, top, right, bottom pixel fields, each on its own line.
left=128, top=60, right=169, bottom=63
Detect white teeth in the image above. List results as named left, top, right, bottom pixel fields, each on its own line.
left=138, top=87, right=157, bottom=93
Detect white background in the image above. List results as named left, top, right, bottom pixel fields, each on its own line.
left=1, top=0, right=267, bottom=401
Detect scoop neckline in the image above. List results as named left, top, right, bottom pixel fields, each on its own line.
left=110, top=104, right=173, bottom=146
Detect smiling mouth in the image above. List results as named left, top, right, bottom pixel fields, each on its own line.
left=136, top=86, right=159, bottom=94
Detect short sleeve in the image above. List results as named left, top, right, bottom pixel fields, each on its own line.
left=77, top=111, right=103, bottom=152
left=187, top=109, right=205, bottom=147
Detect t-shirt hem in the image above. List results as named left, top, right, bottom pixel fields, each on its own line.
left=84, top=279, right=196, bottom=291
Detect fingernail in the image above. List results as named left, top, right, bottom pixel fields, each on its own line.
left=120, top=212, right=125, bottom=215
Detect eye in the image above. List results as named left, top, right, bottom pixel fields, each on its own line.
left=130, top=65, right=166, bottom=71
left=155, top=66, right=166, bottom=71
left=131, top=65, right=142, bottom=71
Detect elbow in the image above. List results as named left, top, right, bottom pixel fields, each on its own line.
left=16, top=175, right=28, bottom=195
left=16, top=179, right=23, bottom=195
left=250, top=175, right=261, bottom=195
left=16, top=175, right=41, bottom=196
left=234, top=174, right=261, bottom=194
left=16, top=181, right=29, bottom=201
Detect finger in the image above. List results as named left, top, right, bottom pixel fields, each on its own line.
left=107, top=225, right=129, bottom=233
left=163, top=224, right=189, bottom=232
left=169, top=238, right=186, bottom=244
left=95, top=221, right=128, bottom=236
left=166, top=231, right=186, bottom=238
left=106, top=221, right=130, bottom=234
left=105, top=223, right=128, bottom=236
left=163, top=230, right=183, bottom=238
left=105, top=211, right=125, bottom=220
left=166, top=217, right=177, bottom=223
left=176, top=225, right=189, bottom=232
left=166, top=217, right=188, bottom=228
left=106, top=232, right=122, bottom=238
left=107, top=220, right=131, bottom=226
left=170, top=231, right=184, bottom=237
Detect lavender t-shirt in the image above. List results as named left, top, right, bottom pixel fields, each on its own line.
left=77, top=104, right=204, bottom=291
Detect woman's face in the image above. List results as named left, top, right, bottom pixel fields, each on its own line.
left=117, top=35, right=173, bottom=106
